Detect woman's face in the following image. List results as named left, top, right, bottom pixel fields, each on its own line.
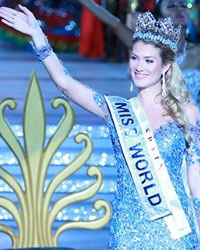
left=159, top=0, right=189, bottom=27
left=129, top=40, right=166, bottom=91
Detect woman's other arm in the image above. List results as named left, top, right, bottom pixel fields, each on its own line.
left=185, top=103, right=200, bottom=225
left=78, top=0, right=133, bottom=49
left=0, top=5, right=106, bottom=119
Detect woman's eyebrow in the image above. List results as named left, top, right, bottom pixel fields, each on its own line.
left=131, top=53, right=156, bottom=59
left=144, top=56, right=156, bottom=59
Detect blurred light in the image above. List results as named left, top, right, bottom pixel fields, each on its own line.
left=65, top=21, right=76, bottom=31
left=131, top=0, right=139, bottom=12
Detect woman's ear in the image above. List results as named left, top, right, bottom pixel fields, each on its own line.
left=162, top=62, right=171, bottom=75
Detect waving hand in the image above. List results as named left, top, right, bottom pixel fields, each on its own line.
left=0, top=4, right=40, bottom=36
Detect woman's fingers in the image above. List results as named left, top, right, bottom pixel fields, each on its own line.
left=0, top=7, right=18, bottom=16
left=18, top=4, right=33, bottom=17
left=0, top=9, right=17, bottom=22
left=1, top=18, right=14, bottom=28
left=0, top=7, right=19, bottom=24
left=0, top=8, right=16, bottom=19
left=0, top=11, right=15, bottom=24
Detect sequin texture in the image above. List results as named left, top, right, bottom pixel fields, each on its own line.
left=193, top=198, right=200, bottom=216
left=93, top=92, right=200, bottom=250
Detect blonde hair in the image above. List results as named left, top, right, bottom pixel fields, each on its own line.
left=162, top=62, right=191, bottom=140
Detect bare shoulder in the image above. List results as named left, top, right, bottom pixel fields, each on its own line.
left=184, top=102, right=200, bottom=125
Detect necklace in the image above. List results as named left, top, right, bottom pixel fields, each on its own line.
left=176, top=41, right=187, bottom=65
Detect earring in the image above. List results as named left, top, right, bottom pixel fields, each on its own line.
left=161, top=73, right=167, bottom=97
left=128, top=69, right=134, bottom=92
left=130, top=80, right=134, bottom=92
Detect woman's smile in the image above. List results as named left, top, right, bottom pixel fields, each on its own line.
left=134, top=72, right=148, bottom=80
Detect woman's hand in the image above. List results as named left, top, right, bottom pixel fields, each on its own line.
left=0, top=4, right=40, bottom=36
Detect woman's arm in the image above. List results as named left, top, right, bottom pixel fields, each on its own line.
left=78, top=0, right=133, bottom=49
left=0, top=5, right=106, bottom=119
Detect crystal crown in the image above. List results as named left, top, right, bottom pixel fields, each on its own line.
left=133, top=11, right=181, bottom=52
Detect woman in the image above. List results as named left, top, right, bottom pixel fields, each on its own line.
left=77, top=0, right=200, bottom=107
left=155, top=0, right=200, bottom=106
left=0, top=6, right=200, bottom=249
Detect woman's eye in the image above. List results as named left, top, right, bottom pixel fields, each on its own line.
left=146, top=60, right=154, bottom=64
left=181, top=4, right=187, bottom=8
left=131, top=55, right=136, bottom=60
left=167, top=3, right=187, bottom=8
left=167, top=4, right=176, bottom=8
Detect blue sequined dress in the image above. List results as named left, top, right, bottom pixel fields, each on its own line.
left=94, top=93, right=200, bottom=250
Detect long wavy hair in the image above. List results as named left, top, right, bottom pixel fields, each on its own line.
left=132, top=39, right=191, bottom=140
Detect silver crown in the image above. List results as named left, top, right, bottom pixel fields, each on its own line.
left=133, top=11, right=181, bottom=52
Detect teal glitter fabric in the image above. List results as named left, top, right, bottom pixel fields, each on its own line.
left=193, top=198, right=200, bottom=216
left=94, top=92, right=200, bottom=250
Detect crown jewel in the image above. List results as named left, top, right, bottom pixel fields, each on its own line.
left=133, top=11, right=181, bottom=52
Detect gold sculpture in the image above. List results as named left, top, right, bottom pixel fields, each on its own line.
left=0, top=72, right=111, bottom=247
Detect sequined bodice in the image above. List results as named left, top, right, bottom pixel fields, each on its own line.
left=154, top=122, right=185, bottom=181
left=108, top=119, right=186, bottom=202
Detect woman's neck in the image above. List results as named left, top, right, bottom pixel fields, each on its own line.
left=137, top=85, right=162, bottom=107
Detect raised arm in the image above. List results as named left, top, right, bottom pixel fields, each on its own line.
left=78, top=0, right=133, bottom=49
left=0, top=5, right=106, bottom=119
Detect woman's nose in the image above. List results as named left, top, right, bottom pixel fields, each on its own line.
left=177, top=4, right=186, bottom=10
left=177, top=5, right=183, bottom=10
left=135, top=61, right=144, bottom=71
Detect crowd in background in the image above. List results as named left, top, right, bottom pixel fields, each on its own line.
left=0, top=0, right=199, bottom=58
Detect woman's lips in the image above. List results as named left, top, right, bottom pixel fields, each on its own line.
left=134, top=72, right=147, bottom=80
left=177, top=13, right=185, bottom=19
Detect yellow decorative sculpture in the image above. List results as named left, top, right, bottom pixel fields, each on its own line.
left=0, top=72, right=111, bottom=247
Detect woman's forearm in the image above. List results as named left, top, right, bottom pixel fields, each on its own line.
left=188, top=158, right=200, bottom=228
left=31, top=28, right=47, bottom=49
left=30, top=28, right=106, bottom=119
left=78, top=0, right=133, bottom=49
left=114, top=21, right=133, bottom=49
left=31, top=28, right=70, bottom=91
